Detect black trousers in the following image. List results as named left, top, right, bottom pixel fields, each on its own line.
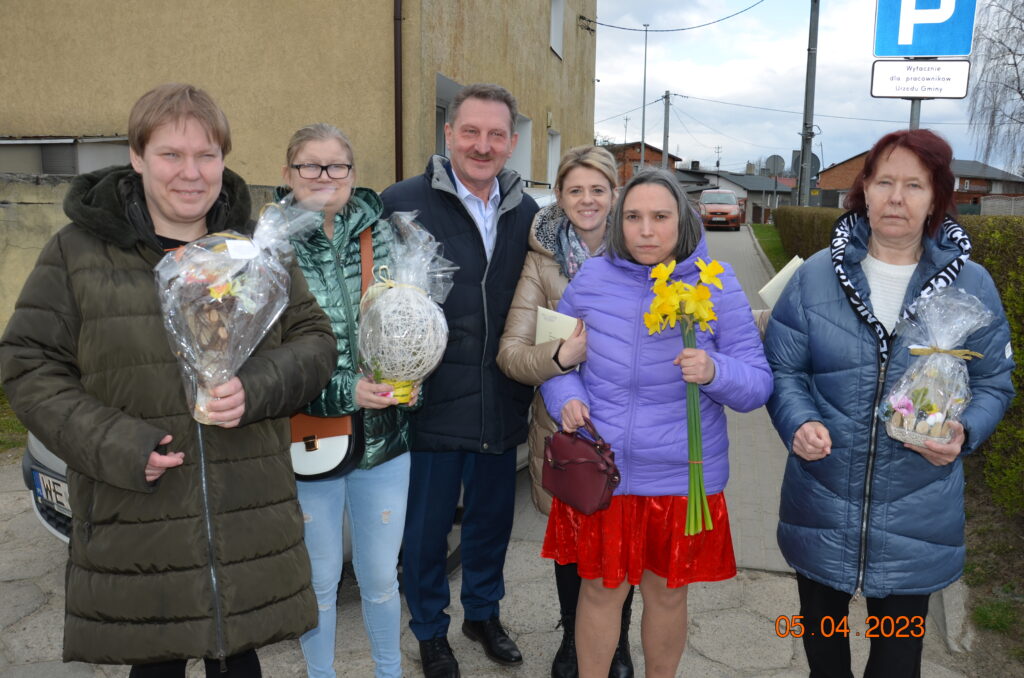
left=128, top=649, right=261, bottom=678
left=797, top=574, right=929, bottom=678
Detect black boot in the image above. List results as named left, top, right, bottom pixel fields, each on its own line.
left=551, top=614, right=577, bottom=678
left=608, top=589, right=634, bottom=678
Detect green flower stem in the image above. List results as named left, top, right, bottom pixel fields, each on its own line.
left=682, top=317, right=713, bottom=535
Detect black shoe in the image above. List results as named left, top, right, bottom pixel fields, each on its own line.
left=551, top=615, right=577, bottom=678
left=418, top=637, right=460, bottom=678
left=462, top=617, right=523, bottom=666
left=608, top=635, right=634, bottom=678
left=609, top=594, right=634, bottom=678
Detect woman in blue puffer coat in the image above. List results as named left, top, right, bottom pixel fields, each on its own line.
left=765, top=129, right=1014, bottom=678
left=541, top=169, right=772, bottom=678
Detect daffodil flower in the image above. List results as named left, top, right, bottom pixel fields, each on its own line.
left=697, top=258, right=724, bottom=290
left=651, top=260, right=676, bottom=285
left=645, top=258, right=723, bottom=534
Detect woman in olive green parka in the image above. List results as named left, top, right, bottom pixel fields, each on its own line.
left=0, top=86, right=336, bottom=675
left=282, top=123, right=413, bottom=678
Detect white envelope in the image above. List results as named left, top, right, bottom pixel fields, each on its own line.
left=759, top=255, right=804, bottom=309
left=535, top=306, right=579, bottom=344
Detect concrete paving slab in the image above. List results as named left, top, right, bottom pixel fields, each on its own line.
left=0, top=580, right=46, bottom=630
left=0, top=660, right=95, bottom=677
left=2, top=599, right=67, bottom=664
left=690, top=608, right=797, bottom=672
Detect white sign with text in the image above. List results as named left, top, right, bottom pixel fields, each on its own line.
left=871, top=60, right=970, bottom=99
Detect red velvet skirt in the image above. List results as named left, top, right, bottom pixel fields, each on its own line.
left=541, top=493, right=736, bottom=589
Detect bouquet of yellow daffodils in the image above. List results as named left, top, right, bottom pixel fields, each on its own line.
left=644, top=258, right=723, bottom=535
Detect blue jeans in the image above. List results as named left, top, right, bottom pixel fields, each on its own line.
left=402, top=447, right=518, bottom=640
left=296, top=453, right=411, bottom=678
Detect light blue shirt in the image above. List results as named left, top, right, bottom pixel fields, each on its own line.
left=451, top=170, right=500, bottom=260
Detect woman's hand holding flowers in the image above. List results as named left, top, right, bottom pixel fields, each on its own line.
left=205, top=377, right=246, bottom=428
left=793, top=421, right=832, bottom=461
left=356, top=376, right=400, bottom=409
left=673, top=347, right=715, bottom=385
left=905, top=420, right=964, bottom=466
left=560, top=399, right=590, bottom=433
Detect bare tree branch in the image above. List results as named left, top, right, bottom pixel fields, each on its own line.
left=969, top=0, right=1024, bottom=171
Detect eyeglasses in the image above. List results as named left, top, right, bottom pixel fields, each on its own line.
left=290, top=163, right=353, bottom=179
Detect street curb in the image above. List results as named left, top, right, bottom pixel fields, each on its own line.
left=743, top=223, right=777, bottom=276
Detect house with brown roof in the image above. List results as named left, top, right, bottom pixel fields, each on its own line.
left=600, top=142, right=683, bottom=185
left=818, top=151, right=1024, bottom=210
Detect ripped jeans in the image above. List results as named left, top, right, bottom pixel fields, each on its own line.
left=296, top=452, right=411, bottom=678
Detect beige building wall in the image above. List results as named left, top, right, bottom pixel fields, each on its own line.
left=2, top=0, right=595, bottom=190
left=0, top=1, right=596, bottom=333
left=406, top=0, right=597, bottom=183
left=1, top=0, right=396, bottom=189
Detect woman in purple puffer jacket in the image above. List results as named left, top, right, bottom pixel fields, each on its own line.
left=540, top=169, right=772, bottom=678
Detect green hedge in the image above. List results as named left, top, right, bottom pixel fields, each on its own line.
left=774, top=207, right=843, bottom=259
left=961, top=216, right=1024, bottom=516
left=775, top=208, right=1024, bottom=516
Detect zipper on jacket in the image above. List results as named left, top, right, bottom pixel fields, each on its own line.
left=478, top=248, right=492, bottom=451
left=327, top=236, right=363, bottom=409
left=196, top=423, right=227, bottom=666
left=855, top=357, right=889, bottom=596
left=621, top=271, right=650, bottom=494
left=447, top=195, right=495, bottom=452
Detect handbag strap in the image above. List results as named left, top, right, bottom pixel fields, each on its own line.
left=291, top=223, right=375, bottom=432
left=359, top=227, right=373, bottom=293
left=581, top=416, right=605, bottom=444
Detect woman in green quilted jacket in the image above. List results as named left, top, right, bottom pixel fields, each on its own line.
left=282, top=123, right=414, bottom=678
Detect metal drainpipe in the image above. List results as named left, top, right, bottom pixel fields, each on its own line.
left=393, top=0, right=404, bottom=183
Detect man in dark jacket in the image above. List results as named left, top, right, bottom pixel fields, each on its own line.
left=381, top=83, right=537, bottom=678
left=0, top=84, right=336, bottom=676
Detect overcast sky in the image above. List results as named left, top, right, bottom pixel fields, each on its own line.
left=590, top=0, right=1006, bottom=175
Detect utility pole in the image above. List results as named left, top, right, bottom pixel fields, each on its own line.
left=622, top=116, right=630, bottom=185
left=713, top=145, right=722, bottom=187
left=640, top=23, right=649, bottom=167
left=798, top=0, right=820, bottom=207
left=661, top=91, right=670, bottom=169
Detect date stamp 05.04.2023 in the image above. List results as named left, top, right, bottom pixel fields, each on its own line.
left=774, top=615, right=925, bottom=639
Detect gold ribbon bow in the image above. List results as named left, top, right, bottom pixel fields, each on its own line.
left=360, top=265, right=428, bottom=311
left=909, top=346, right=984, bottom=360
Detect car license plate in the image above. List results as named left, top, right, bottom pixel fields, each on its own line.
left=711, top=217, right=726, bottom=222
left=33, top=470, right=72, bottom=516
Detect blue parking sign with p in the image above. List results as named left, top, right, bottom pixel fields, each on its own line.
left=874, top=0, right=977, bottom=57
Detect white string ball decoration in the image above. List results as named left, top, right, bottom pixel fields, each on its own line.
left=359, top=284, right=448, bottom=383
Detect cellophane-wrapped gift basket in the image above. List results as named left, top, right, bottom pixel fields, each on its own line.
left=155, top=195, right=320, bottom=424
left=877, top=287, right=995, bottom=446
left=357, top=212, right=457, bottom=403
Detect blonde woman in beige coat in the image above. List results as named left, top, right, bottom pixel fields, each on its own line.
left=497, top=145, right=635, bottom=678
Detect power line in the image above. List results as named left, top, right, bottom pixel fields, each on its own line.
left=597, top=92, right=977, bottom=127
left=595, top=97, right=663, bottom=124
left=580, top=1, right=767, bottom=33
left=671, top=107, right=714, bottom=150
left=671, top=93, right=973, bottom=126
left=674, top=107, right=789, bottom=151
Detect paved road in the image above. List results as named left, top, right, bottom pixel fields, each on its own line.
left=704, top=227, right=791, bottom=573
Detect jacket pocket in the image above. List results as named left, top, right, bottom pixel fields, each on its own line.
left=68, top=470, right=95, bottom=545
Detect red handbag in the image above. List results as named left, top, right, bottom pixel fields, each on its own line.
left=542, top=418, right=621, bottom=515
